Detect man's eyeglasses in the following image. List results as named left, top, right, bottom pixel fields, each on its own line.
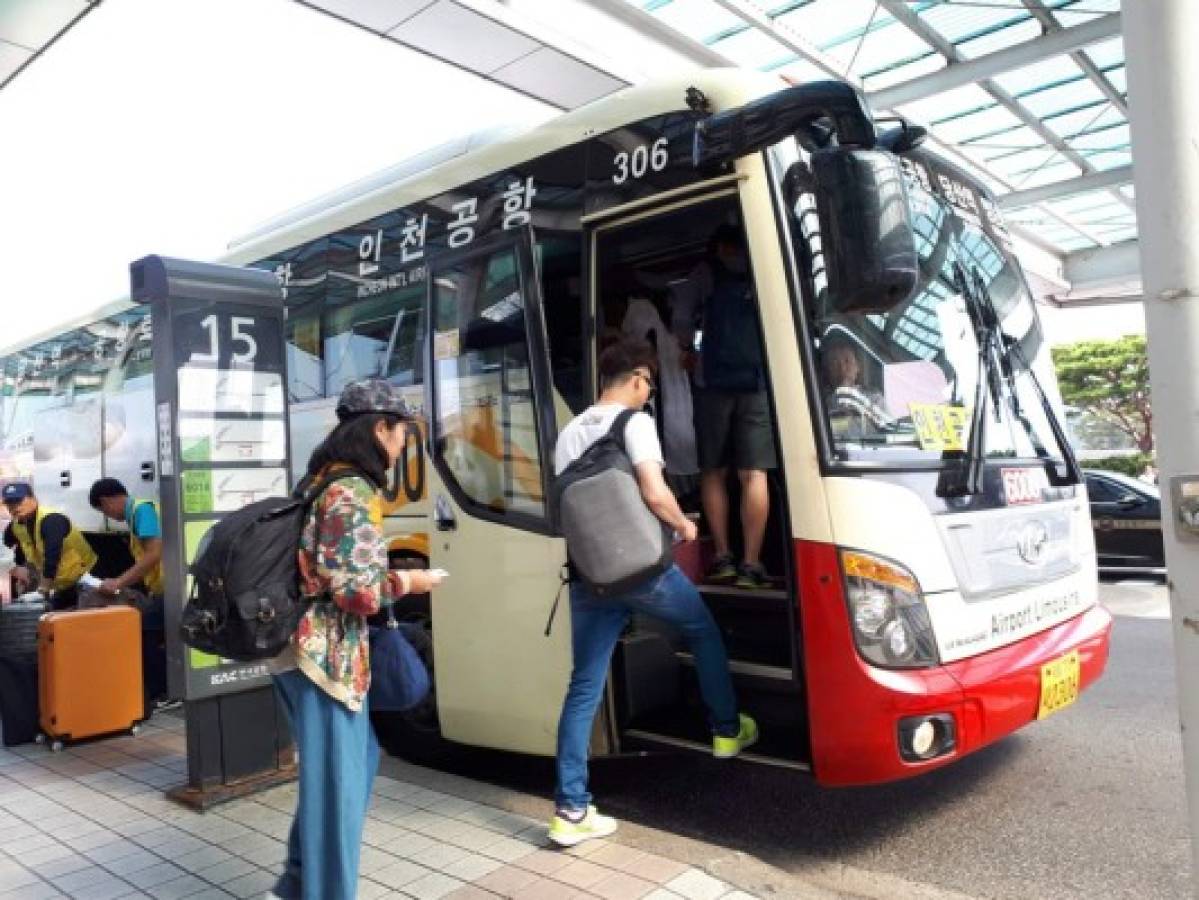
left=633, top=369, right=656, bottom=399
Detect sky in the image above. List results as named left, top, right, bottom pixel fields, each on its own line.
left=0, top=0, right=550, bottom=349
left=0, top=0, right=1144, bottom=351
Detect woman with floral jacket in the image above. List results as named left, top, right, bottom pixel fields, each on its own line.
left=270, top=379, right=443, bottom=900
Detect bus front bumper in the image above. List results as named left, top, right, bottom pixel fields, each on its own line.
left=799, top=542, right=1113, bottom=786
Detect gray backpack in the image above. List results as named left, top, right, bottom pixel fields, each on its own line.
left=552, top=408, right=673, bottom=596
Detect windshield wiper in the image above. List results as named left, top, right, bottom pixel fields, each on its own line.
left=983, top=304, right=1088, bottom=488
left=938, top=263, right=1005, bottom=498
left=976, top=273, right=1081, bottom=487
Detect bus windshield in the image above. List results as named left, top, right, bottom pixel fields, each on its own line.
left=777, top=142, right=1065, bottom=468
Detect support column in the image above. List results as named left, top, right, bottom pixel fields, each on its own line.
left=1122, top=0, right=1199, bottom=889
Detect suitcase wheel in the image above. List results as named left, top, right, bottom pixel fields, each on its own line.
left=129, top=724, right=141, bottom=737
left=34, top=733, right=45, bottom=745
left=49, top=740, right=64, bottom=753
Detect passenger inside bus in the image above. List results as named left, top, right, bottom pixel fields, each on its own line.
left=821, top=337, right=896, bottom=438
left=592, top=201, right=784, bottom=593
left=692, top=225, right=774, bottom=590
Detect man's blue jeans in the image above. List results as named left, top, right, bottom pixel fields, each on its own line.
left=554, top=564, right=739, bottom=812
left=272, top=670, right=380, bottom=900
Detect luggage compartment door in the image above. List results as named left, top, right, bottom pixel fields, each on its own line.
left=423, top=229, right=570, bottom=756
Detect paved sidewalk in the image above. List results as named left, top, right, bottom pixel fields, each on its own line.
left=0, top=713, right=762, bottom=899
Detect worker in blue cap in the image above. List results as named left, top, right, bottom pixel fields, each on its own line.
left=2, top=483, right=98, bottom=610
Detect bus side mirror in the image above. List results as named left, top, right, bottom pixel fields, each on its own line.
left=812, top=149, right=918, bottom=314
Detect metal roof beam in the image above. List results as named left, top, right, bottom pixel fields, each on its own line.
left=1020, top=0, right=1128, bottom=117
left=998, top=164, right=1133, bottom=210
left=867, top=12, right=1122, bottom=110
left=1063, top=239, right=1141, bottom=291
left=874, top=0, right=1133, bottom=224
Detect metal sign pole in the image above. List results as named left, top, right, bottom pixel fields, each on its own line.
left=130, top=255, right=296, bottom=808
left=1123, top=1, right=1199, bottom=892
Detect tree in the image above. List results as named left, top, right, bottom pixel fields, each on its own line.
left=1052, top=335, right=1153, bottom=453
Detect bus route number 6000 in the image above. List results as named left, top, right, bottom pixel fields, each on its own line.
left=612, top=137, right=669, bottom=185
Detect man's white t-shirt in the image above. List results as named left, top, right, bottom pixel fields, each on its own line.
left=554, top=403, right=664, bottom=475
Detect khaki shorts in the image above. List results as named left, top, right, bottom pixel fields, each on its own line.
left=695, top=390, right=777, bottom=472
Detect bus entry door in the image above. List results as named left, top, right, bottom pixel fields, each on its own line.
left=423, top=231, right=571, bottom=756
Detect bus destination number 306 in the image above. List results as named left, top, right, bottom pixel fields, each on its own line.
left=612, top=137, right=670, bottom=185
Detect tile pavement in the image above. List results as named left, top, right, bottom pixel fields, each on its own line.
left=0, top=713, right=757, bottom=899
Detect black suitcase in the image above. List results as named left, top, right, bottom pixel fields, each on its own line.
left=0, top=655, right=39, bottom=746
left=0, top=597, right=45, bottom=662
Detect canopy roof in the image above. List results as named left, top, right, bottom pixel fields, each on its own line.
left=2, top=0, right=1138, bottom=302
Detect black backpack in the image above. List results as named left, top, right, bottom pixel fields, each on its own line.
left=180, top=469, right=367, bottom=661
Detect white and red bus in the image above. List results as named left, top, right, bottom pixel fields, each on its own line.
left=0, top=70, right=1110, bottom=784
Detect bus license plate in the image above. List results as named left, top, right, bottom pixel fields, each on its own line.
left=1037, top=650, right=1081, bottom=719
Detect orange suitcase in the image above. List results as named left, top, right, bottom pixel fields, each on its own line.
left=38, top=606, right=143, bottom=748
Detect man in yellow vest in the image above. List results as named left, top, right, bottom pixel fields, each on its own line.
left=89, top=478, right=168, bottom=707
left=2, top=482, right=99, bottom=610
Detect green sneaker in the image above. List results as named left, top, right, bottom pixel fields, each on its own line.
left=734, top=562, right=770, bottom=590
left=547, top=805, right=618, bottom=848
left=713, top=713, right=759, bottom=759
left=706, top=554, right=737, bottom=584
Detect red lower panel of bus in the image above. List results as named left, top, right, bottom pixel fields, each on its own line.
left=797, top=540, right=1112, bottom=787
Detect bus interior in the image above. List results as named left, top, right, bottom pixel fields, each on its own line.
left=583, top=192, right=809, bottom=765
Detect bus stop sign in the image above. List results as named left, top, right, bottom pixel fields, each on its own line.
left=131, top=254, right=295, bottom=805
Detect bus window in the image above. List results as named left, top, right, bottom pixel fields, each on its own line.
left=323, top=285, right=422, bottom=398
left=382, top=283, right=427, bottom=391
left=430, top=246, right=545, bottom=519
left=286, top=308, right=323, bottom=402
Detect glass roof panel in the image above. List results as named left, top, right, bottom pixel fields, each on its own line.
left=772, top=0, right=887, bottom=51
left=935, top=108, right=1026, bottom=146
left=1018, top=80, right=1105, bottom=119
left=771, top=57, right=837, bottom=85
left=1068, top=122, right=1129, bottom=151
left=1103, top=67, right=1128, bottom=94
left=708, top=26, right=792, bottom=67
left=1045, top=104, right=1124, bottom=141
left=1049, top=190, right=1128, bottom=217
left=838, top=22, right=934, bottom=81
left=647, top=0, right=741, bottom=43
left=1083, top=150, right=1133, bottom=171
left=859, top=50, right=943, bottom=91
left=991, top=54, right=1085, bottom=96
left=893, top=83, right=996, bottom=127
left=966, top=126, right=1049, bottom=160
left=1084, top=35, right=1126, bottom=69
left=628, top=0, right=1137, bottom=264
left=956, top=17, right=1043, bottom=60
left=917, top=3, right=1025, bottom=45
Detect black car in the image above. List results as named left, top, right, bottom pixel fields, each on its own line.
left=1083, top=469, right=1166, bottom=574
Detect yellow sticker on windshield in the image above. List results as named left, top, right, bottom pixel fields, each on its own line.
left=910, top=403, right=971, bottom=452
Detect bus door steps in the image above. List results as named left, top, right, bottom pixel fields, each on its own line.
left=620, top=729, right=811, bottom=772
left=696, top=584, right=788, bottom=601
left=674, top=652, right=798, bottom=692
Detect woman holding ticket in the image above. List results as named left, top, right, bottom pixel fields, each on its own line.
left=269, top=378, right=445, bottom=900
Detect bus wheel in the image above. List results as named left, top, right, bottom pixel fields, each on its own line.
left=371, top=594, right=462, bottom=765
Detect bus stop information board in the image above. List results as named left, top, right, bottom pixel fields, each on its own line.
left=131, top=255, right=294, bottom=802
left=130, top=256, right=290, bottom=699
left=167, top=305, right=289, bottom=698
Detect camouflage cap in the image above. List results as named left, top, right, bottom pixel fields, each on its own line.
left=336, top=378, right=409, bottom=421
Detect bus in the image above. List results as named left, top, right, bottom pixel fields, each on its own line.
left=0, top=70, right=1111, bottom=785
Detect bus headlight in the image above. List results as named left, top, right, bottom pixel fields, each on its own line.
left=842, top=550, right=939, bottom=669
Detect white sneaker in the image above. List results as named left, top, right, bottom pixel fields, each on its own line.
left=547, top=805, right=619, bottom=848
